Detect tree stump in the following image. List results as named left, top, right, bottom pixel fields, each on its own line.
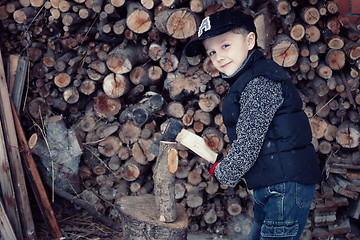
left=116, top=194, right=188, bottom=240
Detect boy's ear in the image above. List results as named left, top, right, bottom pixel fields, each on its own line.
left=247, top=32, right=256, bottom=50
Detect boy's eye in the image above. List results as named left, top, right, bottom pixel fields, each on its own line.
left=208, top=51, right=215, bottom=56
left=222, top=44, right=229, bottom=49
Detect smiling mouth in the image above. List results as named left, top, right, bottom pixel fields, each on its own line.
left=221, top=62, right=231, bottom=68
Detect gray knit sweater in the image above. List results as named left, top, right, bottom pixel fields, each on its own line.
left=214, top=76, right=284, bottom=186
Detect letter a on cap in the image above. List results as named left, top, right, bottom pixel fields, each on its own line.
left=198, top=16, right=211, bottom=37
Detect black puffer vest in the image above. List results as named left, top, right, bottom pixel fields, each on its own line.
left=222, top=49, right=322, bottom=189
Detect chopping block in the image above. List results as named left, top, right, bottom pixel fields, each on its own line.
left=115, top=194, right=188, bottom=240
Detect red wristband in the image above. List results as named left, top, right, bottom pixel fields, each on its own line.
left=209, top=162, right=219, bottom=180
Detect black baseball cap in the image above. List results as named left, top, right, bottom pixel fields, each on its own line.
left=184, top=8, right=256, bottom=57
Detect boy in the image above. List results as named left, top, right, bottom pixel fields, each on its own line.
left=184, top=8, right=322, bottom=239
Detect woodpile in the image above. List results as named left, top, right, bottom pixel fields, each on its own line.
left=0, top=0, right=360, bottom=239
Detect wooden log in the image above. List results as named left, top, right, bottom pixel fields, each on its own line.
left=98, top=136, right=122, bottom=157
left=58, top=0, right=74, bottom=12
left=316, top=61, right=332, bottom=79
left=93, top=92, right=121, bottom=118
left=87, top=60, right=108, bottom=81
left=298, top=56, right=310, bottom=73
left=62, top=12, right=84, bottom=27
left=226, top=197, right=242, bottom=216
left=269, top=0, right=291, bottom=16
left=164, top=68, right=212, bottom=100
left=210, top=78, right=227, bottom=97
left=186, top=187, right=203, bottom=208
left=10, top=100, right=62, bottom=239
left=203, top=207, right=217, bottom=224
left=193, top=109, right=211, bottom=126
left=0, top=5, right=9, bottom=20
left=187, top=167, right=202, bottom=186
left=305, top=25, right=321, bottom=43
left=271, top=34, right=299, bottom=67
left=192, top=121, right=203, bottom=133
left=190, top=0, right=216, bottom=12
left=131, top=139, right=153, bottom=165
left=119, top=120, right=141, bottom=145
left=203, top=57, right=220, bottom=77
left=198, top=90, right=221, bottom=113
left=326, top=49, right=346, bottom=70
left=141, top=0, right=162, bottom=10
left=299, top=43, right=310, bottom=57
left=312, top=76, right=329, bottom=97
left=126, top=1, right=152, bottom=34
left=202, top=127, right=224, bottom=153
left=131, top=92, right=164, bottom=126
left=116, top=194, right=188, bottom=239
left=326, top=0, right=338, bottom=15
left=106, top=43, right=150, bottom=74
left=290, top=23, right=305, bottom=41
left=162, top=0, right=189, bottom=8
left=318, top=140, right=332, bottom=155
left=102, top=73, right=131, bottom=98
left=118, top=157, right=147, bottom=181
left=301, top=6, right=320, bottom=25
left=110, top=0, right=125, bottom=7
left=54, top=51, right=76, bottom=72
left=322, top=28, right=344, bottom=50
left=13, top=7, right=36, bottom=24
left=160, top=52, right=179, bottom=73
left=155, top=8, right=199, bottom=39
left=343, top=38, right=360, bottom=61
left=129, top=64, right=154, bottom=86
left=148, top=65, right=163, bottom=85
left=309, top=116, right=328, bottom=139
left=79, top=79, right=96, bottom=95
left=153, top=141, right=178, bottom=222
left=5, top=1, right=22, bottom=14
left=148, top=41, right=162, bottom=61
left=336, top=121, right=360, bottom=149
left=165, top=101, right=185, bottom=119
left=29, top=115, right=83, bottom=194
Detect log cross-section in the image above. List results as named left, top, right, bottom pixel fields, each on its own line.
left=155, top=8, right=199, bottom=39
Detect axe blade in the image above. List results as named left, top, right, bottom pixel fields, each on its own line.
left=147, top=119, right=184, bottom=156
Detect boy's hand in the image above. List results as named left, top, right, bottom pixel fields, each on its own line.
left=209, top=153, right=223, bottom=181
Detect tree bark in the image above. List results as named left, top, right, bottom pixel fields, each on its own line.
left=153, top=141, right=178, bottom=222
left=116, top=194, right=188, bottom=239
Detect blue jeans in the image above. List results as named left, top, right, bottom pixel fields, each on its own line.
left=248, top=182, right=316, bottom=240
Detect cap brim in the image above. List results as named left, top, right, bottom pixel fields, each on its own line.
left=184, top=38, right=206, bottom=57
left=184, top=24, right=238, bottom=57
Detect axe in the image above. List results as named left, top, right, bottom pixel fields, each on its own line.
left=147, top=119, right=217, bottom=164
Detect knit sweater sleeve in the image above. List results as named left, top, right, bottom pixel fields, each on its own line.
left=214, top=76, right=284, bottom=186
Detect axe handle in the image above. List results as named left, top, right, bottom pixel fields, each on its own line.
left=175, top=129, right=217, bottom=164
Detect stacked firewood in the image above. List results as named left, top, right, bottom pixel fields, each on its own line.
left=1, top=0, right=360, bottom=239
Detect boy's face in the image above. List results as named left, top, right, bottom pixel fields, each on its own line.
left=203, top=31, right=256, bottom=76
